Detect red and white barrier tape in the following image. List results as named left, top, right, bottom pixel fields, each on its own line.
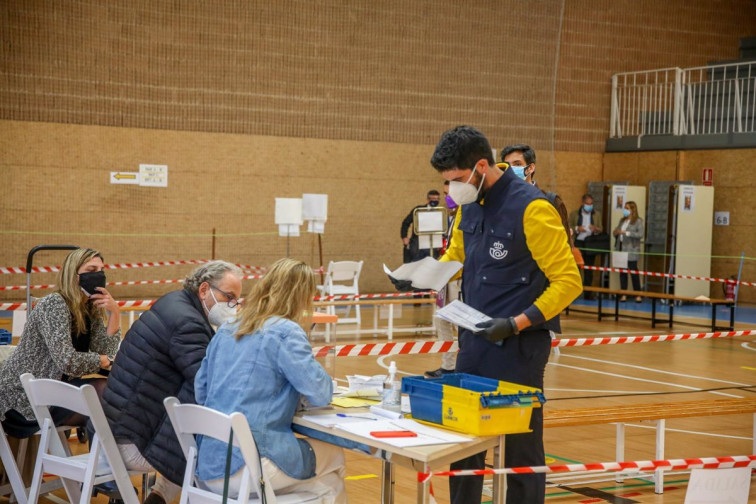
left=418, top=455, right=756, bottom=480
left=0, top=274, right=265, bottom=291
left=0, top=260, right=276, bottom=275
left=314, top=291, right=435, bottom=301
left=553, top=329, right=754, bottom=347
left=312, top=341, right=457, bottom=359
left=0, top=259, right=212, bottom=275
left=582, top=265, right=755, bottom=287
left=309, top=330, right=753, bottom=357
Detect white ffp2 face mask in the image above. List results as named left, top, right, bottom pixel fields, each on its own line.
left=203, top=288, right=237, bottom=328
left=448, top=168, right=485, bottom=206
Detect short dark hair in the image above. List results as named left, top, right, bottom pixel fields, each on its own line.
left=582, top=193, right=594, bottom=202
left=501, top=144, right=536, bottom=165
left=427, top=190, right=440, bottom=198
left=430, top=126, right=495, bottom=172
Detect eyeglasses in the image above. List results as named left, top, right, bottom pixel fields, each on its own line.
left=210, top=285, right=241, bottom=308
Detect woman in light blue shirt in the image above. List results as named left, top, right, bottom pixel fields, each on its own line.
left=195, top=258, right=346, bottom=503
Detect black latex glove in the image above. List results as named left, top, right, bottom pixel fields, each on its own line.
left=475, top=317, right=519, bottom=343
left=389, top=275, right=414, bottom=292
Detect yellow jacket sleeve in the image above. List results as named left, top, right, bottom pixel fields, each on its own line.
left=523, top=199, right=583, bottom=323
left=439, top=208, right=464, bottom=281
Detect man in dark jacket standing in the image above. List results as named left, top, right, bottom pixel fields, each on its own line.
left=102, top=260, right=242, bottom=504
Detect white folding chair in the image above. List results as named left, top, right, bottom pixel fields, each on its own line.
left=0, top=422, right=28, bottom=504
left=20, top=373, right=142, bottom=504
left=163, top=397, right=323, bottom=504
left=316, top=260, right=363, bottom=326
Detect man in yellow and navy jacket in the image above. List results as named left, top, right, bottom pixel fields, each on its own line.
left=430, top=126, right=582, bottom=504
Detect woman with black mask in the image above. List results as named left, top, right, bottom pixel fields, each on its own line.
left=0, top=247, right=121, bottom=437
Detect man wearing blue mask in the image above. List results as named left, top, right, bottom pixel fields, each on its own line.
left=400, top=189, right=442, bottom=262
left=568, top=194, right=603, bottom=297
left=502, top=144, right=572, bottom=247
left=430, top=126, right=582, bottom=504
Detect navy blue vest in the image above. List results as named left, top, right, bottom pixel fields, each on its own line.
left=458, top=167, right=560, bottom=333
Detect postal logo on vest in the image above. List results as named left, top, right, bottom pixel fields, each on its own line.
left=490, top=241, right=508, bottom=260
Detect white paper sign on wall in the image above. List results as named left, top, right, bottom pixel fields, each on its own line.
left=139, top=164, right=168, bottom=187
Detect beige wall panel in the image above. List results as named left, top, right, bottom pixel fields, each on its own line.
left=553, top=151, right=603, bottom=213
left=603, top=152, right=678, bottom=186
left=0, top=120, right=447, bottom=300
left=1, top=120, right=611, bottom=301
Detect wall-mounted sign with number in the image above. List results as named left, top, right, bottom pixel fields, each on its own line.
left=714, top=211, right=730, bottom=226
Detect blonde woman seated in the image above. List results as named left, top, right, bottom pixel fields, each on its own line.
left=195, top=258, right=346, bottom=504
left=0, top=248, right=120, bottom=437
left=612, top=201, right=644, bottom=303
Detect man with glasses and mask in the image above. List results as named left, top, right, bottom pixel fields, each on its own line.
left=430, top=126, right=581, bottom=504
left=102, top=260, right=242, bottom=504
left=400, top=189, right=442, bottom=262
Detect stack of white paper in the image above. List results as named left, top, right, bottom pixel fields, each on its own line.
left=435, top=300, right=491, bottom=333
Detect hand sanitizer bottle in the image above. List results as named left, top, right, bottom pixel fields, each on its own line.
left=382, top=361, right=401, bottom=410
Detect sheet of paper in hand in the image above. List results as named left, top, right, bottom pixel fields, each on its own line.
left=383, top=257, right=462, bottom=292
left=435, top=300, right=492, bottom=333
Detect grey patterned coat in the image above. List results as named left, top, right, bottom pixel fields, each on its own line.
left=613, top=217, right=644, bottom=262
left=0, top=293, right=120, bottom=420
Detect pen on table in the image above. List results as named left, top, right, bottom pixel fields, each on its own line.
left=336, top=413, right=378, bottom=420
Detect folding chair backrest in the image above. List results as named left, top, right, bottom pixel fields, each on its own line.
left=327, top=261, right=363, bottom=285
left=19, top=373, right=139, bottom=504
left=164, top=397, right=273, bottom=504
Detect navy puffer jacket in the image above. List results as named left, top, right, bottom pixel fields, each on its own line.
left=102, top=289, right=213, bottom=484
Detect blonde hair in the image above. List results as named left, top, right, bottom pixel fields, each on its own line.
left=235, top=258, right=316, bottom=340
left=625, top=201, right=640, bottom=224
left=55, top=248, right=106, bottom=336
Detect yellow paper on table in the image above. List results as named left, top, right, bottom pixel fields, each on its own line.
left=331, top=397, right=381, bottom=408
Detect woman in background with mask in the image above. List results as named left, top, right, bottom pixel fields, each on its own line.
left=613, top=201, right=644, bottom=302
left=195, top=258, right=346, bottom=504
left=0, top=247, right=121, bottom=437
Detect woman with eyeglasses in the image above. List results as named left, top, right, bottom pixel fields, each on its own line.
left=195, top=258, right=346, bottom=504
left=0, top=247, right=121, bottom=437
left=101, top=260, right=243, bottom=504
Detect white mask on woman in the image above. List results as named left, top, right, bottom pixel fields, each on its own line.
left=448, top=168, right=486, bottom=206
left=203, top=288, right=237, bottom=328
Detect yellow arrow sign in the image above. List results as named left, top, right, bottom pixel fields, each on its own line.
left=110, top=172, right=140, bottom=184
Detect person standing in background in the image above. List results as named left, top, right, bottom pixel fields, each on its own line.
left=613, top=201, right=644, bottom=302
left=569, top=194, right=603, bottom=298
left=400, top=189, right=441, bottom=262
left=425, top=182, right=461, bottom=378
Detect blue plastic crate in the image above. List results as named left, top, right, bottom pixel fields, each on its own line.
left=401, top=373, right=546, bottom=436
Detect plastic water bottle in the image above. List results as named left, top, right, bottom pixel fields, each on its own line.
left=382, top=361, right=401, bottom=410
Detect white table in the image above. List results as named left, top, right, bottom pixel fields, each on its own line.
left=293, top=410, right=505, bottom=504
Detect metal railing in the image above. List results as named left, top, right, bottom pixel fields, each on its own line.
left=610, top=61, right=756, bottom=139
